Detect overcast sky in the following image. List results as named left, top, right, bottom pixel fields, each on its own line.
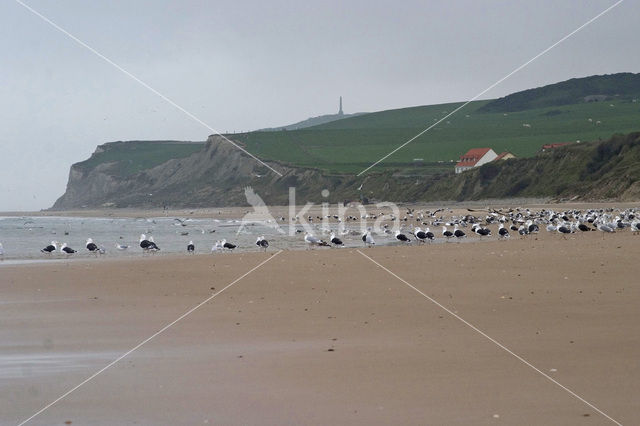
left=1, top=0, right=638, bottom=211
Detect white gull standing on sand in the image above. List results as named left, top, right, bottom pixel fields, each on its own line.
left=362, top=231, right=375, bottom=247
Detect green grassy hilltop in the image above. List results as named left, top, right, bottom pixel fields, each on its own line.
left=234, top=95, right=640, bottom=174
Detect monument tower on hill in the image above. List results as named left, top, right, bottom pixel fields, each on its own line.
left=338, top=96, right=344, bottom=116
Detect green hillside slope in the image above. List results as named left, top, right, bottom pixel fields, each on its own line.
left=233, top=96, right=640, bottom=174
left=479, top=72, right=640, bottom=113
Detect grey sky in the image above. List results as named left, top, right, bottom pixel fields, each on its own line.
left=1, top=0, right=638, bottom=211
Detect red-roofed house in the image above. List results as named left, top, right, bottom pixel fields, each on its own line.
left=495, top=151, right=516, bottom=161
left=455, top=148, right=497, bottom=174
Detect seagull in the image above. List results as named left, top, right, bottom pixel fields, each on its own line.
left=0, top=242, right=4, bottom=257
left=395, top=230, right=411, bottom=243
left=86, top=238, right=100, bottom=254
left=424, top=227, right=435, bottom=242
left=453, top=224, right=466, bottom=240
left=256, top=236, right=269, bottom=251
left=577, top=222, right=592, bottom=232
left=221, top=239, right=236, bottom=251
left=362, top=231, right=375, bottom=247
left=526, top=220, right=539, bottom=234
left=596, top=222, right=615, bottom=235
left=304, top=232, right=328, bottom=249
left=442, top=226, right=453, bottom=240
left=60, top=243, right=77, bottom=255
left=147, top=236, right=160, bottom=252
left=329, top=232, right=344, bottom=247
left=187, top=241, right=195, bottom=254
left=557, top=223, right=572, bottom=235
left=211, top=240, right=223, bottom=252
left=413, top=227, right=428, bottom=243
left=472, top=224, right=491, bottom=237
left=115, top=243, right=129, bottom=251
left=498, top=223, right=510, bottom=239
left=139, top=234, right=152, bottom=251
left=41, top=241, right=57, bottom=254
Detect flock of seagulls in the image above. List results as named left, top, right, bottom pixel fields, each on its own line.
left=299, top=206, right=640, bottom=249
left=2, top=207, right=637, bottom=260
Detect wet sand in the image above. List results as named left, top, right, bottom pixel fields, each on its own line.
left=2, top=230, right=639, bottom=425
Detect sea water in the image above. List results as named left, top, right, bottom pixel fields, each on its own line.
left=0, top=215, right=398, bottom=264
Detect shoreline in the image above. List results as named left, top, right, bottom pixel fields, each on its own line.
left=3, top=199, right=640, bottom=220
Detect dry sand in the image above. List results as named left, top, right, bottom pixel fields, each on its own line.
left=2, top=230, right=639, bottom=425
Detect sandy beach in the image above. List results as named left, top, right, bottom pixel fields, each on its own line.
left=2, top=228, right=639, bottom=425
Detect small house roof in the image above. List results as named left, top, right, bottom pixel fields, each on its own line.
left=455, top=147, right=492, bottom=168
left=495, top=151, right=515, bottom=161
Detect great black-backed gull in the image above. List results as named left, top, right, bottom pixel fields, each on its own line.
left=41, top=241, right=57, bottom=254
left=139, top=234, right=152, bottom=251
left=187, top=241, right=195, bottom=253
left=453, top=225, right=466, bottom=239
left=395, top=230, right=411, bottom=243
left=222, top=239, right=236, bottom=251
left=86, top=238, right=99, bottom=254
left=498, top=223, right=510, bottom=239
left=60, top=243, right=76, bottom=254
left=442, top=226, right=453, bottom=240
left=413, top=227, right=427, bottom=243
left=557, top=224, right=572, bottom=234
left=329, top=233, right=343, bottom=247
left=256, top=236, right=269, bottom=251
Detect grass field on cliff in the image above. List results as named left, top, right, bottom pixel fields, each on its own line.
left=233, top=98, right=640, bottom=174
left=76, top=140, right=205, bottom=177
